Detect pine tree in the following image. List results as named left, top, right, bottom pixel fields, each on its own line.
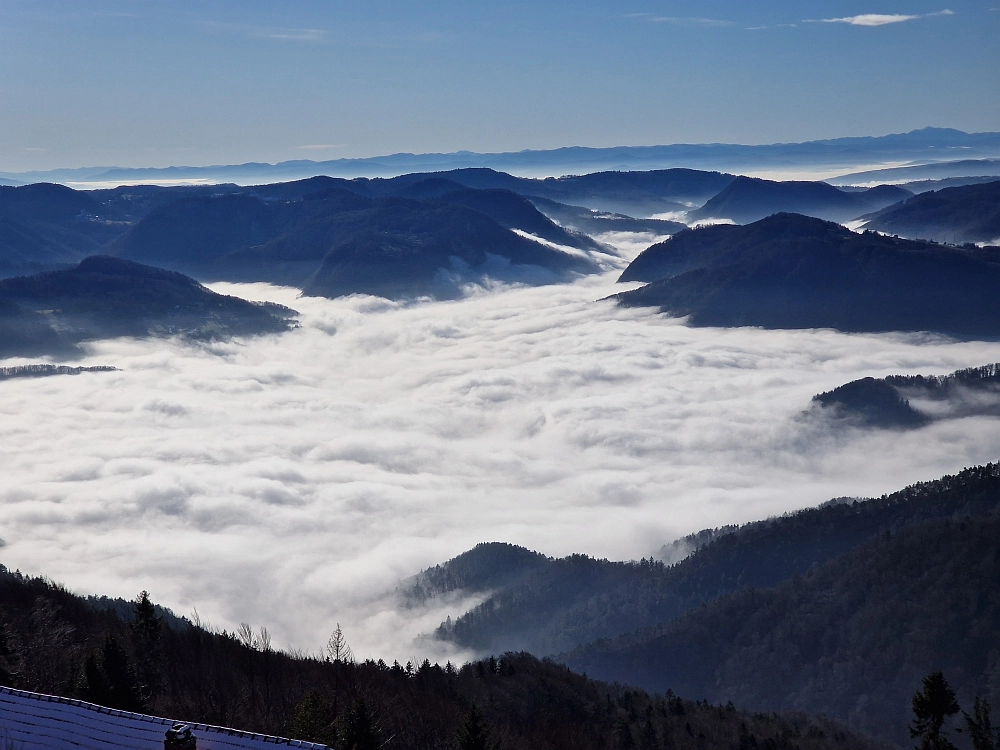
left=639, top=711, right=658, bottom=750
left=81, top=636, right=144, bottom=713
left=910, top=672, right=960, bottom=750
left=456, top=705, right=491, bottom=750
left=130, top=590, right=162, bottom=701
left=964, top=698, right=998, bottom=750
left=616, top=717, right=636, bottom=750
left=288, top=691, right=337, bottom=746
left=339, top=697, right=380, bottom=750
left=0, top=627, right=13, bottom=687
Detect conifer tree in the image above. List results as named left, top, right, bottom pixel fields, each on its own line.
left=456, top=705, right=490, bottom=750
left=130, top=590, right=162, bottom=700
left=339, top=697, right=380, bottom=750
left=288, top=691, right=337, bottom=746
left=964, top=698, right=998, bottom=750
left=910, top=672, right=960, bottom=750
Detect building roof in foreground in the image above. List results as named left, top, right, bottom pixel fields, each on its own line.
left=0, top=686, right=329, bottom=750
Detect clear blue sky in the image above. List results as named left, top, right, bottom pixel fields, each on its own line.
left=1, top=0, right=997, bottom=171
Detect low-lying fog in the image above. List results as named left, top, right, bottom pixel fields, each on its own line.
left=2, top=247, right=999, bottom=662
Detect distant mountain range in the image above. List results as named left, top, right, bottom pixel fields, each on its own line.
left=830, top=158, right=1000, bottom=186
left=4, top=127, right=999, bottom=185
left=0, top=256, right=294, bottom=357
left=613, top=213, right=1000, bottom=337
left=861, top=179, right=1000, bottom=245
left=414, top=463, right=1000, bottom=746
left=0, top=176, right=615, bottom=299
left=2, top=166, right=996, bottom=318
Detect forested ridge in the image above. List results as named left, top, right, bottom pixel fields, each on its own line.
left=0, top=256, right=294, bottom=357
left=0, top=568, right=881, bottom=750
left=811, top=363, right=1000, bottom=429
left=426, top=464, right=1000, bottom=657
left=862, top=179, right=1000, bottom=244
left=613, top=213, right=1000, bottom=336
left=563, top=515, right=1000, bottom=747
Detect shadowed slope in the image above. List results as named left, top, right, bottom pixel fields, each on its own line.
left=0, top=256, right=292, bottom=357
left=614, top=213, right=1000, bottom=336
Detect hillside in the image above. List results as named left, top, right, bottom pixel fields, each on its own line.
left=810, top=362, right=1000, bottom=429
left=0, top=183, right=129, bottom=277
left=619, top=212, right=853, bottom=283
left=423, top=464, right=1000, bottom=658
left=830, top=158, right=1000, bottom=186
left=302, top=167, right=735, bottom=217
left=613, top=213, right=1000, bottom=336
left=0, top=256, right=293, bottom=357
left=861, top=180, right=1000, bottom=244
left=111, top=189, right=600, bottom=299
left=430, top=188, right=605, bottom=251
left=687, top=177, right=910, bottom=224
left=0, top=569, right=880, bottom=750
left=563, top=515, right=1000, bottom=747
left=527, top=195, right=686, bottom=236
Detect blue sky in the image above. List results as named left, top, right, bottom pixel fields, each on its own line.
left=0, top=0, right=997, bottom=171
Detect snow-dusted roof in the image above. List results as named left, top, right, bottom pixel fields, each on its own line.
left=0, top=687, right=329, bottom=750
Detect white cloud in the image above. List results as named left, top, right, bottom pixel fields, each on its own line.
left=818, top=9, right=953, bottom=25
left=2, top=246, right=999, bottom=663
left=252, top=28, right=326, bottom=42
left=652, top=16, right=735, bottom=27
left=202, top=21, right=327, bottom=43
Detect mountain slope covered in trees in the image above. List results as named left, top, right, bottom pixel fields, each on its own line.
left=0, top=256, right=293, bottom=357
left=422, top=465, right=1000, bottom=658
left=0, top=567, right=881, bottom=750
left=687, top=177, right=910, bottom=224
left=810, top=363, right=1000, bottom=429
left=0, top=183, right=131, bottom=277
left=613, top=213, right=1000, bottom=336
left=110, top=188, right=600, bottom=299
left=861, top=180, right=1000, bottom=244
left=563, top=514, right=1000, bottom=747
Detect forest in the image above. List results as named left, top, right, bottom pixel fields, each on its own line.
left=0, top=568, right=882, bottom=750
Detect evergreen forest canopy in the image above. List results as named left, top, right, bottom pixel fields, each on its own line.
left=2, top=463, right=998, bottom=748
left=411, top=463, right=1000, bottom=747
left=0, top=568, right=881, bottom=750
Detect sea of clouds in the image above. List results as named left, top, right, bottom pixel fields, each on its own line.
left=2, top=254, right=1000, bottom=662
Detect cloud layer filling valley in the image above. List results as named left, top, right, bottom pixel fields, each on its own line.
left=1, top=269, right=999, bottom=661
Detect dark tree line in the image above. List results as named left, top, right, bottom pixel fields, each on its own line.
left=0, top=565, right=881, bottom=750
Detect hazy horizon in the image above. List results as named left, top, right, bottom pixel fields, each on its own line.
left=2, top=1, right=997, bottom=173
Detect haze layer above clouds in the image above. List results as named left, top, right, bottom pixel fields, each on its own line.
left=2, top=259, right=1000, bottom=661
